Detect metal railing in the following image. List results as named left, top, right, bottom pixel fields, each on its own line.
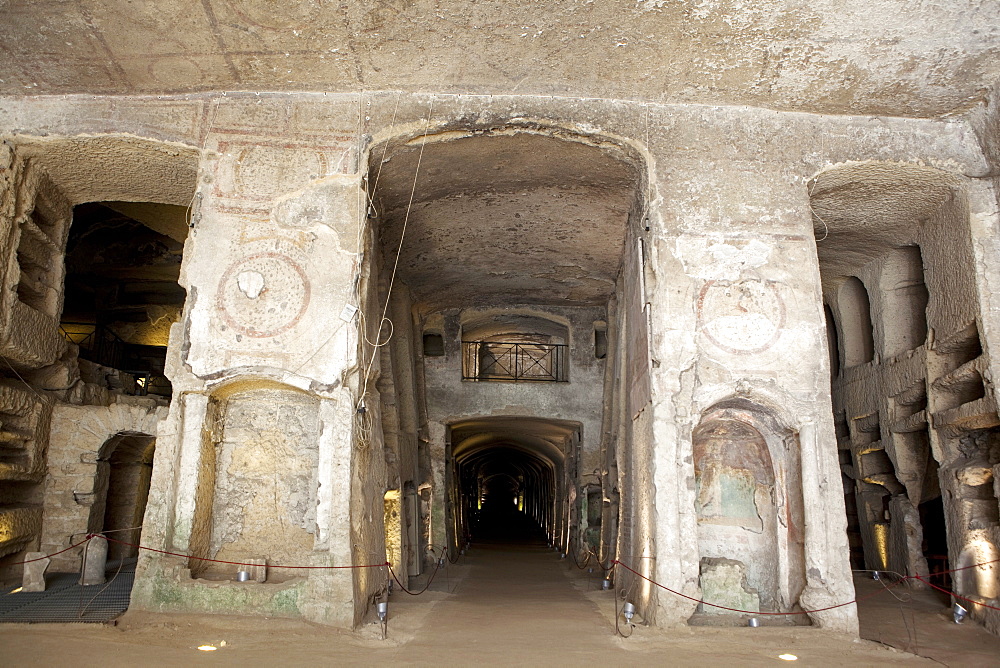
left=59, top=322, right=171, bottom=397
left=462, top=341, right=568, bottom=382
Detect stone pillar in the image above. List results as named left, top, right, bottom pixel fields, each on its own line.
left=428, top=421, right=448, bottom=563
left=644, top=110, right=857, bottom=632
left=79, top=535, right=107, bottom=585
left=21, top=552, right=49, bottom=592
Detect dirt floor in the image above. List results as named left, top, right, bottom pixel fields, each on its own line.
left=1, top=541, right=998, bottom=666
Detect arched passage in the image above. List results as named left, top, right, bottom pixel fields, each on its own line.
left=93, top=433, right=156, bottom=562
left=449, top=417, right=580, bottom=553
left=360, top=121, right=647, bottom=612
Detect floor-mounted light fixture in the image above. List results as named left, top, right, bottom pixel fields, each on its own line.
left=377, top=601, right=388, bottom=622
left=953, top=603, right=968, bottom=624
left=622, top=601, right=636, bottom=623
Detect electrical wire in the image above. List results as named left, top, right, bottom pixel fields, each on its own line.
left=355, top=96, right=435, bottom=413
left=78, top=552, right=126, bottom=619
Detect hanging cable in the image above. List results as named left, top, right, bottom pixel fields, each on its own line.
left=356, top=96, right=435, bottom=413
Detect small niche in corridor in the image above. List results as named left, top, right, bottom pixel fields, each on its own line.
left=191, top=384, right=320, bottom=582
left=691, top=400, right=806, bottom=620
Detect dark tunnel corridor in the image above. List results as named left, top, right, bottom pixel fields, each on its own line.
left=448, top=417, right=579, bottom=553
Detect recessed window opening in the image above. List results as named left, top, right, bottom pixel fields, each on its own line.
left=422, top=332, right=444, bottom=357
left=61, top=202, right=188, bottom=397
left=594, top=321, right=608, bottom=360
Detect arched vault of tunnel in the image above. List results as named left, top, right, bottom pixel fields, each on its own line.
left=448, top=417, right=581, bottom=547
left=367, top=127, right=644, bottom=312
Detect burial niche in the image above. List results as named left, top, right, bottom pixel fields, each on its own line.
left=693, top=414, right=780, bottom=617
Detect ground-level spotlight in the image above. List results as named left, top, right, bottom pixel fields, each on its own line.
left=953, top=603, right=968, bottom=624
left=601, top=578, right=612, bottom=590
left=560, top=552, right=567, bottom=560
left=376, top=601, right=388, bottom=622
left=777, top=654, right=798, bottom=661
left=438, top=557, right=445, bottom=568
left=197, top=645, right=218, bottom=652
left=747, top=617, right=760, bottom=627
left=622, top=601, right=636, bottom=623
left=872, top=571, right=881, bottom=581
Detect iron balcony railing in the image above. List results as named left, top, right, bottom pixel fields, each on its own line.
left=462, top=341, right=568, bottom=382
left=59, top=322, right=172, bottom=397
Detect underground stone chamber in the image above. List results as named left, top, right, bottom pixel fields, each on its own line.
left=814, top=161, right=1000, bottom=632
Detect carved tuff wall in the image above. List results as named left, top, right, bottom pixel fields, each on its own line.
left=0, top=91, right=995, bottom=632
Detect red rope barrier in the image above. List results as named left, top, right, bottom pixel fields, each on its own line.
left=613, top=559, right=907, bottom=616
left=386, top=546, right=447, bottom=595
left=3, top=537, right=93, bottom=566
left=927, top=557, right=1000, bottom=577
left=7, top=534, right=1000, bottom=616
left=101, top=535, right=388, bottom=570
left=613, top=555, right=1000, bottom=618
left=914, top=576, right=1000, bottom=612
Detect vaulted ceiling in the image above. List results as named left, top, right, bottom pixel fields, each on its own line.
left=371, top=131, right=639, bottom=310
left=1, top=1, right=998, bottom=117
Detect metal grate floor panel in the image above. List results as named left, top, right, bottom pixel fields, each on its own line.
left=0, top=560, right=136, bottom=623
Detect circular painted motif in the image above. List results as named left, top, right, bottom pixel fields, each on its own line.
left=218, top=253, right=310, bottom=338
left=697, top=279, right=785, bottom=354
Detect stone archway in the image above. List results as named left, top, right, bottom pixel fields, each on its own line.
left=40, top=401, right=165, bottom=571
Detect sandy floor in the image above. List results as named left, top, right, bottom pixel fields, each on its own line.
left=1, top=542, right=997, bottom=666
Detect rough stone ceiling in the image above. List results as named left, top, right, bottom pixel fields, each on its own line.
left=451, top=416, right=578, bottom=466
left=810, top=162, right=956, bottom=288
left=1, top=1, right=998, bottom=117
left=373, top=132, right=638, bottom=310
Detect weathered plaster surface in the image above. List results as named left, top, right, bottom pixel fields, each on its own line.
left=0, top=89, right=997, bottom=634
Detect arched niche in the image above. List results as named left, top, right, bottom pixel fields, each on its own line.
left=691, top=399, right=806, bottom=621
left=838, top=277, right=875, bottom=367
left=878, top=245, right=929, bottom=357
left=189, top=380, right=321, bottom=582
